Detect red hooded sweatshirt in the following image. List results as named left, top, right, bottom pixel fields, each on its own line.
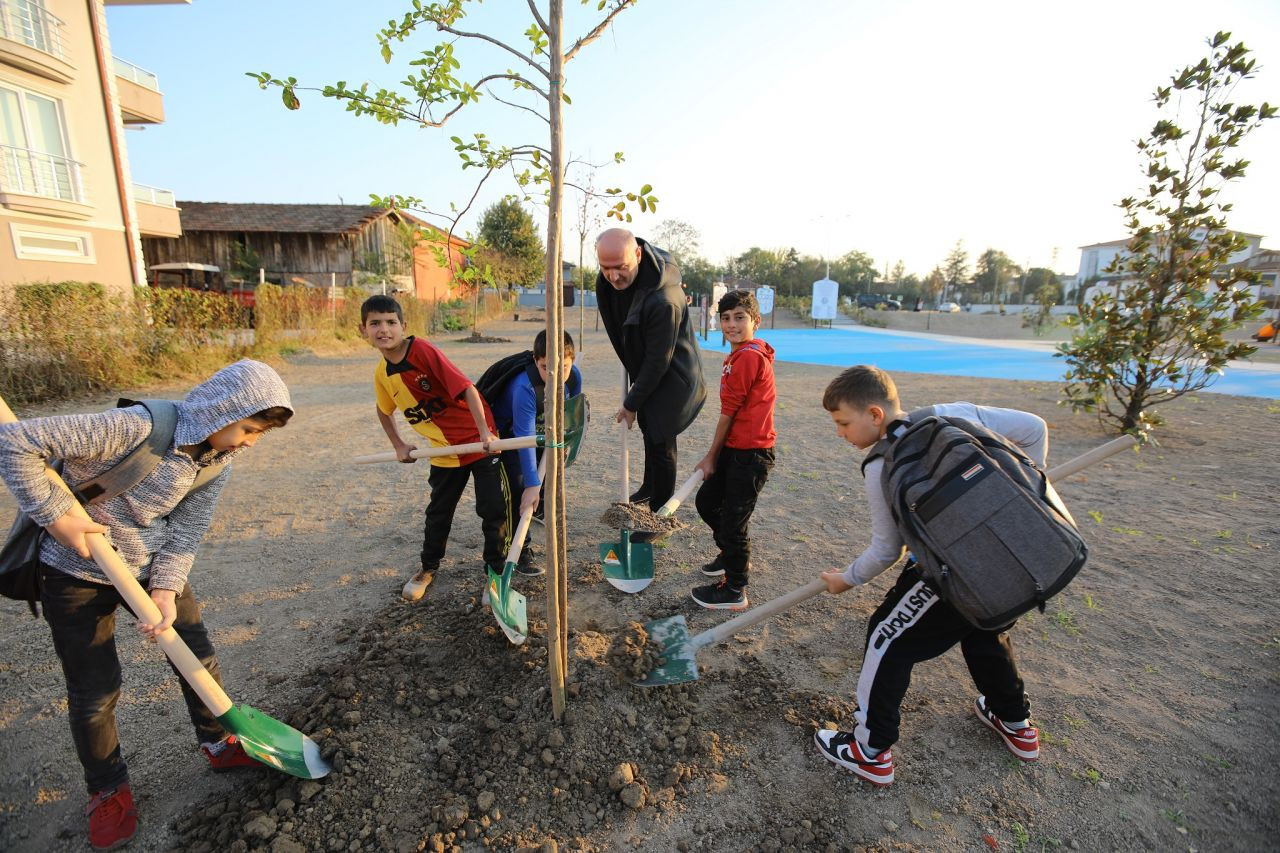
left=720, top=339, right=776, bottom=449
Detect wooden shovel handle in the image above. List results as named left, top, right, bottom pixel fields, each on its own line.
left=354, top=434, right=538, bottom=464
left=0, top=397, right=234, bottom=717
left=656, top=470, right=704, bottom=517
left=503, top=454, right=549, bottom=565
left=688, top=434, right=1139, bottom=653
left=619, top=366, right=630, bottom=501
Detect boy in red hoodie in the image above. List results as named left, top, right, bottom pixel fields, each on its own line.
left=691, top=290, right=777, bottom=610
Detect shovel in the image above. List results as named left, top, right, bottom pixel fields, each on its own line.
left=636, top=434, right=1138, bottom=686
left=602, top=469, right=705, bottom=594
left=353, top=393, right=588, bottom=465
left=0, top=397, right=330, bottom=779
left=485, top=455, right=549, bottom=645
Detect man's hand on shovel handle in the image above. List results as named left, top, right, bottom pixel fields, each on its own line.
left=46, top=511, right=109, bottom=559
left=138, top=588, right=177, bottom=640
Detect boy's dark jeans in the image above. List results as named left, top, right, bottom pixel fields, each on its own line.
left=421, top=455, right=511, bottom=573
left=40, top=565, right=226, bottom=794
left=694, top=446, right=774, bottom=589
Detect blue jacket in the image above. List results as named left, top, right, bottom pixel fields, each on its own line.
left=490, top=363, right=582, bottom=486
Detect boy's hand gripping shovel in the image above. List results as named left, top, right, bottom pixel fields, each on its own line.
left=635, top=435, right=1138, bottom=686
left=601, top=468, right=704, bottom=594
left=0, top=396, right=330, bottom=779
left=352, top=392, right=589, bottom=465
left=485, top=456, right=548, bottom=645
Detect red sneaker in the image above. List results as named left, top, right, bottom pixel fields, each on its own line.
left=813, top=729, right=895, bottom=786
left=974, top=696, right=1040, bottom=761
left=201, top=735, right=260, bottom=771
left=86, top=784, right=138, bottom=851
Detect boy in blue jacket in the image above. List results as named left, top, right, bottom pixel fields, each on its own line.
left=487, top=330, right=582, bottom=574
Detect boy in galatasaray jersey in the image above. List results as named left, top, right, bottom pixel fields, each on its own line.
left=360, top=295, right=510, bottom=602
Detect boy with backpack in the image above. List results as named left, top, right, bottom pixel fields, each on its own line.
left=690, top=289, right=776, bottom=611
left=359, top=295, right=509, bottom=602
left=0, top=359, right=293, bottom=850
left=482, top=330, right=582, bottom=575
left=814, top=365, right=1048, bottom=787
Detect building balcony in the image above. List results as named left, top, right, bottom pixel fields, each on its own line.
left=133, top=182, right=181, bottom=237
left=0, top=0, right=74, bottom=83
left=114, top=56, right=165, bottom=124
left=0, top=143, right=92, bottom=219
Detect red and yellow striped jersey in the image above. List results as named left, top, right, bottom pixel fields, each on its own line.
left=373, top=337, right=495, bottom=467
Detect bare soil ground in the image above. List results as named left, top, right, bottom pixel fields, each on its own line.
left=1, top=310, right=1277, bottom=852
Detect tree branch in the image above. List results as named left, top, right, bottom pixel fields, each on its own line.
left=434, top=22, right=551, bottom=79
left=526, top=0, right=551, bottom=37
left=564, top=0, right=635, bottom=63
left=484, top=86, right=549, bottom=125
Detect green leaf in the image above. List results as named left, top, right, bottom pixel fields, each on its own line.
left=640, top=183, right=652, bottom=195
left=381, top=42, right=393, bottom=64
left=282, top=86, right=300, bottom=110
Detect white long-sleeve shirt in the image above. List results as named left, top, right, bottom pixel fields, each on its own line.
left=841, top=402, right=1048, bottom=587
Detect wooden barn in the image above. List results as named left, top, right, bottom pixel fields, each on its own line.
left=140, top=202, right=470, bottom=301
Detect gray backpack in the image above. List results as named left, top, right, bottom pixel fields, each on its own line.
left=863, top=409, right=1087, bottom=630
left=0, top=400, right=225, bottom=615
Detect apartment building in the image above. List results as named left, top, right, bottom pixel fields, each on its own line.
left=1, top=0, right=184, bottom=293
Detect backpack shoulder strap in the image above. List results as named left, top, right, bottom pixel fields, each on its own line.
left=72, top=400, right=178, bottom=504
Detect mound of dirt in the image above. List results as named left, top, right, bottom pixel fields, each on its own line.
left=598, top=502, right=687, bottom=535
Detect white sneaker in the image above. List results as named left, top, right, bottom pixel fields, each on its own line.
left=401, top=570, right=434, bottom=602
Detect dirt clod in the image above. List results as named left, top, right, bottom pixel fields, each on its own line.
left=598, top=502, right=687, bottom=535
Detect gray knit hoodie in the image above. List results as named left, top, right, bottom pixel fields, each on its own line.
left=0, top=360, right=292, bottom=591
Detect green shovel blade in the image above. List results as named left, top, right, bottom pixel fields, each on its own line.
left=634, top=614, right=700, bottom=686
left=600, top=529, right=653, bottom=593
left=563, top=393, right=588, bottom=467
left=486, top=563, right=528, bottom=645
left=216, top=703, right=330, bottom=779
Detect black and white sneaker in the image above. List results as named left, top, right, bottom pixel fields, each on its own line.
left=700, top=556, right=726, bottom=577
left=514, top=547, right=544, bottom=577
left=813, top=729, right=894, bottom=786
left=691, top=580, right=748, bottom=611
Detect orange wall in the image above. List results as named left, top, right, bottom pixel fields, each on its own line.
left=411, top=240, right=466, bottom=302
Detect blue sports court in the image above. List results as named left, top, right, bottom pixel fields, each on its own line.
left=698, top=326, right=1280, bottom=399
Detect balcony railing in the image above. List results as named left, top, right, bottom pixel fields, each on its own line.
left=0, top=144, right=84, bottom=203
left=133, top=182, right=175, bottom=207
left=113, top=56, right=160, bottom=92
left=0, top=0, right=65, bottom=59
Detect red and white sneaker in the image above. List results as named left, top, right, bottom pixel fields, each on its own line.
left=974, top=696, right=1040, bottom=761
left=201, top=735, right=259, bottom=771
left=86, top=783, right=138, bottom=851
left=813, top=729, right=894, bottom=786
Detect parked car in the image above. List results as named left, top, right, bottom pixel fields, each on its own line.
left=855, top=293, right=902, bottom=310
left=937, top=301, right=962, bottom=313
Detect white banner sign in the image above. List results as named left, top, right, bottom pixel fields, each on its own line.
left=756, top=285, right=774, bottom=315
left=811, top=278, right=839, bottom=320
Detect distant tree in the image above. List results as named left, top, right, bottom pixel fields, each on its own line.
left=1057, top=32, right=1274, bottom=434
left=477, top=199, right=544, bottom=289
left=1022, top=267, right=1061, bottom=304
left=943, top=241, right=968, bottom=303
left=890, top=260, right=906, bottom=284
left=653, top=219, right=701, bottom=264
left=923, top=267, right=946, bottom=304
left=1022, top=280, right=1061, bottom=336
left=734, top=247, right=787, bottom=287
left=973, top=248, right=1021, bottom=304
left=834, top=249, right=877, bottom=298
left=679, top=255, right=716, bottom=299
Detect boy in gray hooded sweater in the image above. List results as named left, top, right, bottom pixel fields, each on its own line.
left=0, top=359, right=292, bottom=851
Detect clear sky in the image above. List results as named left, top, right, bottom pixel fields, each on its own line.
left=105, top=0, right=1280, bottom=279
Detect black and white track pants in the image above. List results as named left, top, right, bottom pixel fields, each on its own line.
left=853, top=563, right=1031, bottom=752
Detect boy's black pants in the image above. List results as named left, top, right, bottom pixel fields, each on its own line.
left=498, top=447, right=539, bottom=552
left=694, top=446, right=774, bottom=588
left=853, top=563, right=1030, bottom=752
left=40, top=565, right=226, bottom=793
left=421, top=455, right=511, bottom=573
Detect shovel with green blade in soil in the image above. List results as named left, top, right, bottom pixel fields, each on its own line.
left=484, top=395, right=589, bottom=643
left=602, top=468, right=704, bottom=594
left=0, top=397, right=330, bottom=779
left=636, top=435, right=1138, bottom=686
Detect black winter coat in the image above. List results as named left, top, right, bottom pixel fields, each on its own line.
left=596, top=239, right=706, bottom=440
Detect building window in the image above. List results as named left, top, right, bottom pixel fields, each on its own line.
left=10, top=222, right=94, bottom=262
left=0, top=81, right=83, bottom=202
left=0, top=0, right=67, bottom=59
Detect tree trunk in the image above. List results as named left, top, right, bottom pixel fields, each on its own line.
left=543, top=0, right=568, bottom=719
